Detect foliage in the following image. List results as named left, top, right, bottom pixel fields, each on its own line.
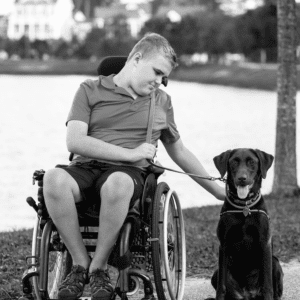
left=1, top=3, right=298, bottom=62
left=140, top=3, right=281, bottom=63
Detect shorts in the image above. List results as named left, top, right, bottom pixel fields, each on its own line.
left=56, top=160, right=147, bottom=213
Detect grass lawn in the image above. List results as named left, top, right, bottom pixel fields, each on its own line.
left=0, top=194, right=299, bottom=298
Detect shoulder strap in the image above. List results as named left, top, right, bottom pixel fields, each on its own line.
left=146, top=91, right=156, bottom=144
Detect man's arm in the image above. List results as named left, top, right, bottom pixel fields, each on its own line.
left=67, top=120, right=156, bottom=163
left=163, top=138, right=225, bottom=201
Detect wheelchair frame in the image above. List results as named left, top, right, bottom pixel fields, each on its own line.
left=19, top=56, right=186, bottom=300
left=20, top=168, right=186, bottom=300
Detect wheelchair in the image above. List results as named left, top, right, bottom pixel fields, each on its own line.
left=19, top=57, right=186, bottom=300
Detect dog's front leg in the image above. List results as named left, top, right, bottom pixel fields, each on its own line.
left=216, top=246, right=227, bottom=300
left=261, top=243, right=273, bottom=300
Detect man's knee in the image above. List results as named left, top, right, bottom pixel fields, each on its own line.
left=101, top=172, right=134, bottom=203
left=44, top=168, right=81, bottom=202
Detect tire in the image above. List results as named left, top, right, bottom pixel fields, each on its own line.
left=35, top=220, right=72, bottom=300
left=151, top=182, right=186, bottom=300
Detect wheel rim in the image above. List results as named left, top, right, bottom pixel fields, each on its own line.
left=162, top=190, right=186, bottom=300
left=36, top=220, right=72, bottom=300
left=151, top=183, right=186, bottom=300
left=47, top=250, right=68, bottom=298
left=32, top=216, right=42, bottom=300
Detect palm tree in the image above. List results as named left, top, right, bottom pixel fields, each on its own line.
left=272, top=0, right=298, bottom=195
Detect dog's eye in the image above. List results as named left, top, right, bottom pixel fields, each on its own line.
left=230, top=159, right=239, bottom=169
left=247, top=159, right=256, bottom=168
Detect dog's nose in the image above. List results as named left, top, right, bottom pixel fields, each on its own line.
left=238, top=176, right=247, bottom=182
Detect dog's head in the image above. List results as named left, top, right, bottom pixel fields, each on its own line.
left=213, top=148, right=274, bottom=199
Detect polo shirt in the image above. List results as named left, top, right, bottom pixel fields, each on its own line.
left=67, top=74, right=180, bottom=167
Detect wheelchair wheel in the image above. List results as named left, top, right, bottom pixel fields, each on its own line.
left=151, top=182, right=186, bottom=300
left=33, top=219, right=72, bottom=300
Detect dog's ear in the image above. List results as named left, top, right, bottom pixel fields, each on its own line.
left=254, top=149, right=274, bottom=179
left=213, top=150, right=232, bottom=177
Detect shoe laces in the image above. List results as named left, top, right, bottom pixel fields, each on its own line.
left=62, top=265, right=88, bottom=286
left=90, top=269, right=110, bottom=287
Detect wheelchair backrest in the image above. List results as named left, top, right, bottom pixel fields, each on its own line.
left=97, top=56, right=128, bottom=76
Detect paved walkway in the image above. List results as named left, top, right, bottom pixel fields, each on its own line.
left=79, top=260, right=300, bottom=300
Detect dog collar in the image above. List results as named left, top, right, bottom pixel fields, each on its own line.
left=222, top=186, right=269, bottom=218
left=226, top=188, right=262, bottom=208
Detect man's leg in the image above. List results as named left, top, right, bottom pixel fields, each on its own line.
left=43, top=168, right=90, bottom=268
left=89, top=172, right=134, bottom=272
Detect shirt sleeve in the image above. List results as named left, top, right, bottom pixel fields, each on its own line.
left=66, top=83, right=91, bottom=126
left=160, top=94, right=180, bottom=144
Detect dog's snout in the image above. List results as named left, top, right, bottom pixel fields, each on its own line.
left=238, top=175, right=247, bottom=181
left=237, top=174, right=248, bottom=185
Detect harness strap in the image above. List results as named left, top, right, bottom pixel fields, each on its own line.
left=220, top=209, right=270, bottom=220
left=146, top=92, right=155, bottom=144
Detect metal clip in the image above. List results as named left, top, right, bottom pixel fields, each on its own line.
left=147, top=238, right=159, bottom=242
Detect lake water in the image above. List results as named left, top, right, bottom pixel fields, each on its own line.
left=1, top=74, right=299, bottom=232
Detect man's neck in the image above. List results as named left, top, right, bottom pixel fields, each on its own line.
left=113, top=72, right=138, bottom=99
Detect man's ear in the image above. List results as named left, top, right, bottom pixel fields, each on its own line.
left=133, top=52, right=142, bottom=63
left=213, top=150, right=232, bottom=177
left=254, top=149, right=274, bottom=179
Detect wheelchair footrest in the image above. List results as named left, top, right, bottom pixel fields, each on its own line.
left=128, top=268, right=155, bottom=299
left=20, top=267, right=39, bottom=298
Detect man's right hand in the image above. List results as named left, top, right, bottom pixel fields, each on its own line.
left=129, top=143, right=156, bottom=162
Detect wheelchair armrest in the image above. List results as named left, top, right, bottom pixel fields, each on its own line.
left=147, top=161, right=165, bottom=178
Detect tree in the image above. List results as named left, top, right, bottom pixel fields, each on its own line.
left=83, top=27, right=106, bottom=58
left=272, top=0, right=298, bottom=195
left=103, top=14, right=135, bottom=56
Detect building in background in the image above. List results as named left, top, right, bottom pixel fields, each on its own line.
left=154, top=3, right=206, bottom=21
left=0, top=15, right=9, bottom=38
left=7, top=0, right=74, bottom=41
left=93, top=2, right=151, bottom=38
left=72, top=10, right=92, bottom=42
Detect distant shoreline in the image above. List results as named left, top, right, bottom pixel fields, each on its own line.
left=1, top=59, right=299, bottom=91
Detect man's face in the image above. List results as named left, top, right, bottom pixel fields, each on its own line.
left=130, top=52, right=173, bottom=97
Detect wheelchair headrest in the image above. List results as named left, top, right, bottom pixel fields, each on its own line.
left=97, top=56, right=168, bottom=87
left=97, top=56, right=127, bottom=77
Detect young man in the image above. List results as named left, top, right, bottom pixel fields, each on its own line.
left=44, top=32, right=225, bottom=300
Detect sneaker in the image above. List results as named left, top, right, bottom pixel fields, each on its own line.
left=89, top=269, right=114, bottom=300
left=58, top=265, right=89, bottom=299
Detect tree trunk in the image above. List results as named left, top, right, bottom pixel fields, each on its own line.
left=272, top=0, right=298, bottom=195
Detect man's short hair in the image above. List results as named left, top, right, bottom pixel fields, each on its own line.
left=128, top=32, right=178, bottom=69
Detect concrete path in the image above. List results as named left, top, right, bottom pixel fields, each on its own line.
left=79, top=260, right=300, bottom=300
left=184, top=260, right=300, bottom=300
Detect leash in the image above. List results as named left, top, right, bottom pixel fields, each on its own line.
left=146, top=91, right=226, bottom=183
left=148, top=160, right=226, bottom=182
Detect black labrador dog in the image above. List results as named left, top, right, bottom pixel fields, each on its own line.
left=207, top=148, right=283, bottom=300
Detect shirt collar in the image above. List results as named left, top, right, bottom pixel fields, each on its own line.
left=101, top=74, right=135, bottom=98
left=100, top=74, right=152, bottom=100
left=100, top=74, right=117, bottom=90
